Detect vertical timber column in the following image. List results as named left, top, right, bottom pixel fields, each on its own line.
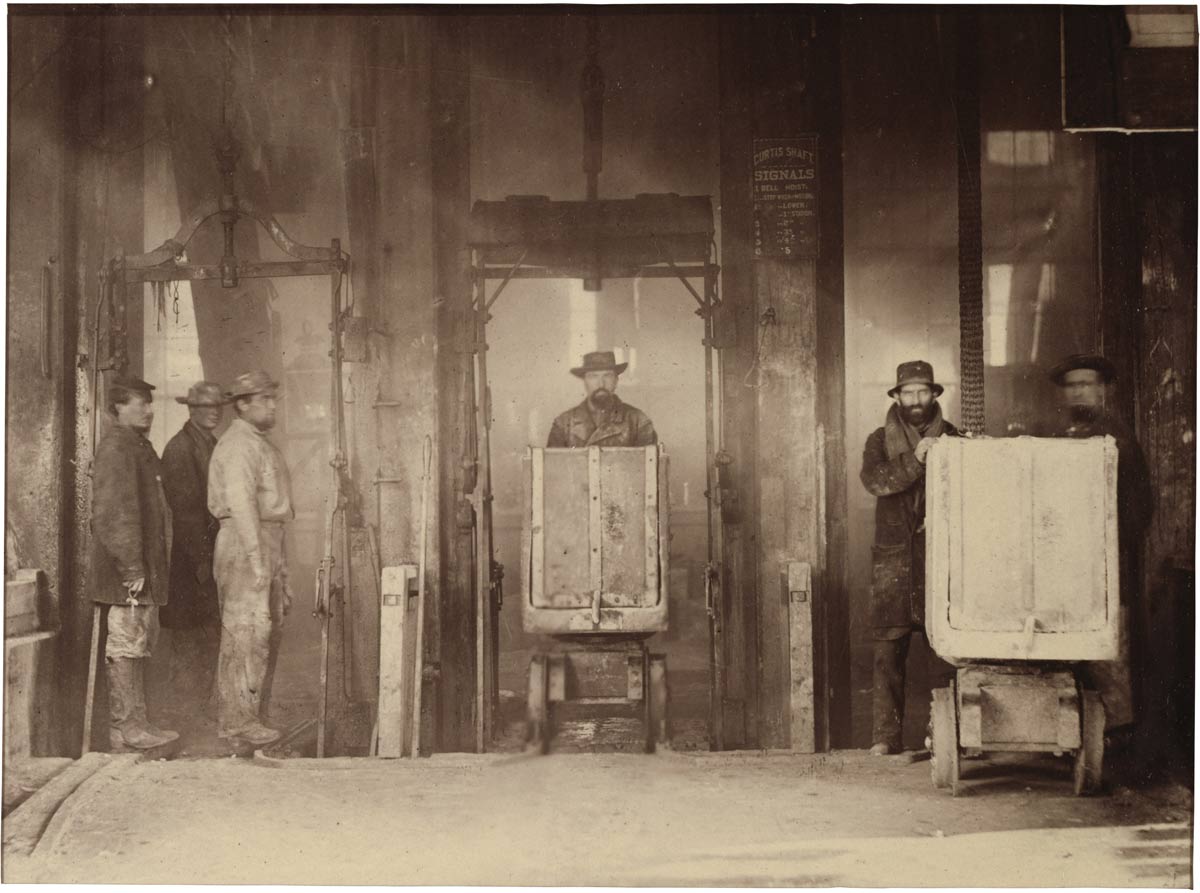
left=719, top=12, right=845, bottom=750
left=344, top=14, right=442, bottom=754
left=716, top=15, right=759, bottom=749
left=1131, top=136, right=1197, bottom=759
left=337, top=14, right=386, bottom=751
left=432, top=15, right=476, bottom=752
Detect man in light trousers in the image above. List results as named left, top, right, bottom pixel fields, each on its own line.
left=208, top=371, right=294, bottom=747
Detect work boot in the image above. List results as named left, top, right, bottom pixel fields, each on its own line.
left=129, top=657, right=180, bottom=743
left=106, top=658, right=179, bottom=751
left=223, top=722, right=281, bottom=747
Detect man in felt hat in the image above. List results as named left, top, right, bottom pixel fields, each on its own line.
left=1043, top=353, right=1154, bottom=748
left=91, top=375, right=179, bottom=751
left=860, top=360, right=959, bottom=756
left=160, top=381, right=226, bottom=719
left=546, top=350, right=658, bottom=448
left=207, top=371, right=294, bottom=747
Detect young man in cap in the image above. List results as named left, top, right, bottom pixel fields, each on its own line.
left=160, top=381, right=225, bottom=720
left=860, top=360, right=958, bottom=756
left=546, top=350, right=658, bottom=448
left=207, top=371, right=295, bottom=747
left=1043, top=354, right=1154, bottom=751
left=91, top=375, right=179, bottom=751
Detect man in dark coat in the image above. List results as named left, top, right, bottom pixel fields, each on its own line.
left=1042, top=354, right=1153, bottom=737
left=160, top=380, right=225, bottom=713
left=547, top=351, right=657, bottom=448
left=861, top=360, right=959, bottom=756
left=91, top=375, right=179, bottom=751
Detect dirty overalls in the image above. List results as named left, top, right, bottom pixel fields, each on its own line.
left=860, top=420, right=958, bottom=751
left=207, top=417, right=293, bottom=739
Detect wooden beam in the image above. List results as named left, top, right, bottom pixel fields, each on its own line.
left=432, top=14, right=476, bottom=752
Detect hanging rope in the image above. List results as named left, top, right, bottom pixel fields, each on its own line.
left=955, top=11, right=985, bottom=434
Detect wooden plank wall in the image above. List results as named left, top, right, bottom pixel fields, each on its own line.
left=1099, top=132, right=1197, bottom=766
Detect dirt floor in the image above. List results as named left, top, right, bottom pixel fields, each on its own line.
left=4, top=747, right=1191, bottom=886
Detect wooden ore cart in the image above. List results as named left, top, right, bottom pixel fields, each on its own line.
left=924, top=435, right=1120, bottom=795
left=519, top=445, right=670, bottom=753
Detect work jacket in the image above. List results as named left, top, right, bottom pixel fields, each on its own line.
left=161, top=420, right=220, bottom=628
left=546, top=397, right=658, bottom=448
left=208, top=417, right=294, bottom=574
left=90, top=423, right=172, bottom=607
left=860, top=417, right=959, bottom=631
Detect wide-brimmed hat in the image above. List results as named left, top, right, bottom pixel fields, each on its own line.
left=175, top=380, right=226, bottom=406
left=224, top=370, right=280, bottom=400
left=570, top=350, right=628, bottom=378
left=887, top=360, right=944, bottom=398
left=1048, top=353, right=1116, bottom=386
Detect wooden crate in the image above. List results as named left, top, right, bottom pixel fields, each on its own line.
left=521, top=446, right=669, bottom=635
left=925, top=436, right=1120, bottom=663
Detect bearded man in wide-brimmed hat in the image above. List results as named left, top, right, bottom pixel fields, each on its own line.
left=860, top=360, right=959, bottom=757
left=546, top=350, right=657, bottom=448
left=160, top=380, right=226, bottom=722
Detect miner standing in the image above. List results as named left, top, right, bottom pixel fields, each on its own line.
left=860, top=361, right=959, bottom=756
left=160, top=381, right=225, bottom=716
left=91, top=375, right=179, bottom=752
left=1043, top=354, right=1154, bottom=746
left=208, top=371, right=294, bottom=747
left=546, top=350, right=658, bottom=448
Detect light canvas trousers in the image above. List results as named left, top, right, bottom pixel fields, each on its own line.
left=105, top=603, right=160, bottom=659
left=214, top=521, right=286, bottom=738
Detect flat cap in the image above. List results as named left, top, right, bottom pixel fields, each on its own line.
left=224, top=370, right=280, bottom=400
left=1048, top=353, right=1117, bottom=385
left=110, top=375, right=156, bottom=393
left=175, top=380, right=226, bottom=406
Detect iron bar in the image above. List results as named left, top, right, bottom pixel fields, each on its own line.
left=121, top=259, right=341, bottom=284
left=652, top=236, right=707, bottom=308
left=482, top=247, right=529, bottom=313
left=474, top=264, right=712, bottom=282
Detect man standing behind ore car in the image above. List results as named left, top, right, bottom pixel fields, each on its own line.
left=547, top=350, right=658, bottom=448
left=1043, top=354, right=1153, bottom=746
left=91, top=376, right=180, bottom=752
left=160, top=381, right=225, bottom=717
left=208, top=371, right=295, bottom=748
left=860, top=361, right=959, bottom=757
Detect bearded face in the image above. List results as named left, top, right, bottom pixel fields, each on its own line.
left=896, top=385, right=935, bottom=429
left=902, top=402, right=929, bottom=427
left=583, top=369, right=619, bottom=410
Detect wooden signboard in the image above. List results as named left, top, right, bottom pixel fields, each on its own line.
left=752, top=136, right=819, bottom=259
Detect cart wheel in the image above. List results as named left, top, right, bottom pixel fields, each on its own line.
left=526, top=654, right=550, bottom=755
left=1073, top=690, right=1105, bottom=795
left=930, top=686, right=960, bottom=794
left=647, top=654, right=669, bottom=753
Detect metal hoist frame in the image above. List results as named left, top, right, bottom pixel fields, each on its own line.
left=94, top=195, right=351, bottom=759
left=466, top=193, right=725, bottom=752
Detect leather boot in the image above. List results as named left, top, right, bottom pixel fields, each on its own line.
left=131, top=658, right=179, bottom=744
left=107, top=658, right=177, bottom=751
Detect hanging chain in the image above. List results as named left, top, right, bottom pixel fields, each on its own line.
left=171, top=280, right=181, bottom=325
left=221, top=14, right=234, bottom=137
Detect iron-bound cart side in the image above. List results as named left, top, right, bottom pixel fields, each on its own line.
left=520, top=445, right=671, bottom=753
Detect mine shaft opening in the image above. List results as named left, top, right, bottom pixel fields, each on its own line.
left=469, top=193, right=722, bottom=752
